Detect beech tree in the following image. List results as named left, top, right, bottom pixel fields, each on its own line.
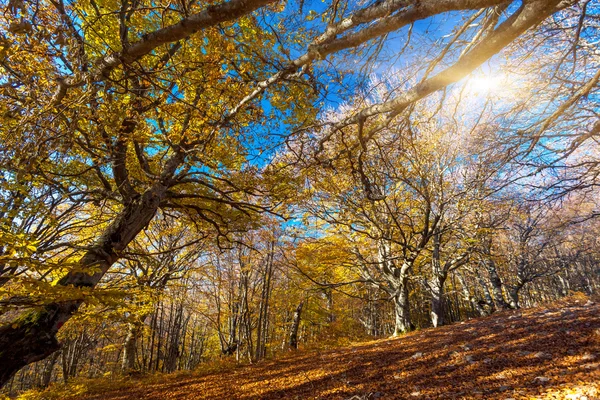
left=301, top=81, right=509, bottom=333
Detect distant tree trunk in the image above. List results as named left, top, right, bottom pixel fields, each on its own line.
left=148, top=306, right=160, bottom=372
left=40, top=351, right=59, bottom=388
left=430, top=232, right=443, bottom=328
left=165, top=303, right=184, bottom=373
left=156, top=302, right=165, bottom=371
left=288, top=301, right=304, bottom=350
left=476, top=274, right=495, bottom=312
left=122, top=319, right=144, bottom=372
left=457, top=272, right=488, bottom=317
left=221, top=278, right=241, bottom=357
left=255, top=244, right=274, bottom=361
left=557, top=275, right=569, bottom=296
left=60, top=333, right=91, bottom=383
left=238, top=269, right=253, bottom=362
left=61, top=343, right=73, bottom=384
left=483, top=260, right=510, bottom=310
left=359, top=288, right=380, bottom=336
left=430, top=232, right=447, bottom=327
left=324, top=288, right=335, bottom=323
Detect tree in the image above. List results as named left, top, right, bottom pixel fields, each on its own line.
left=0, top=0, right=303, bottom=383
left=301, top=71, right=514, bottom=332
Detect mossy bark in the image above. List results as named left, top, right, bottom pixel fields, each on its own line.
left=0, top=305, right=66, bottom=386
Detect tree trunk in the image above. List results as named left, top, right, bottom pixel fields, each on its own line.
left=375, top=239, right=413, bottom=336
left=430, top=274, right=446, bottom=328
left=325, top=289, right=335, bottom=324
left=61, top=341, right=72, bottom=384
left=255, top=246, right=274, bottom=361
left=476, top=274, right=495, bottom=312
left=238, top=270, right=253, bottom=362
left=392, top=277, right=412, bottom=336
left=288, top=301, right=304, bottom=350
left=429, top=232, right=447, bottom=327
left=507, top=282, right=524, bottom=309
left=484, top=260, right=510, bottom=310
left=122, top=320, right=144, bottom=372
left=164, top=305, right=183, bottom=373
left=40, top=351, right=59, bottom=388
left=557, top=275, right=569, bottom=296
left=0, top=183, right=171, bottom=387
left=457, top=272, right=489, bottom=317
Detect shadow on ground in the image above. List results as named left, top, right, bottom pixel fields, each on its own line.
left=79, top=299, right=600, bottom=400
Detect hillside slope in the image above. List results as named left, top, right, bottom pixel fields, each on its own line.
left=72, top=298, right=599, bottom=400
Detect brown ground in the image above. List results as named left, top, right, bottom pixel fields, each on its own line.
left=75, top=298, right=599, bottom=400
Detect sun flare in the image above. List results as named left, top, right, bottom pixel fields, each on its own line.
left=469, top=76, right=502, bottom=93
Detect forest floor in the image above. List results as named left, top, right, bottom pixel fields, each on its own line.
left=44, top=297, right=600, bottom=399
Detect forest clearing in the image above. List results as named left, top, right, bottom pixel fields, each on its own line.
left=17, top=296, right=600, bottom=400
left=1, top=0, right=600, bottom=398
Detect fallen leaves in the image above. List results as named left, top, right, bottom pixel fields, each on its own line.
left=35, top=298, right=600, bottom=400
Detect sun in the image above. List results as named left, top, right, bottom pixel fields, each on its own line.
left=469, top=76, right=502, bottom=93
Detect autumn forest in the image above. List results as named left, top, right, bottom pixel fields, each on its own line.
left=0, top=0, right=599, bottom=398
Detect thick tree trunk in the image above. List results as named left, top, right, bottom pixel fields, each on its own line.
left=392, top=277, right=412, bottom=336
left=288, top=301, right=304, bottom=350
left=0, top=304, right=67, bottom=387
left=0, top=185, right=169, bottom=387
left=430, top=275, right=446, bottom=328
left=484, top=260, right=510, bottom=310
left=507, top=282, right=524, bottom=309
left=477, top=274, right=495, bottom=312
left=374, top=239, right=413, bottom=336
